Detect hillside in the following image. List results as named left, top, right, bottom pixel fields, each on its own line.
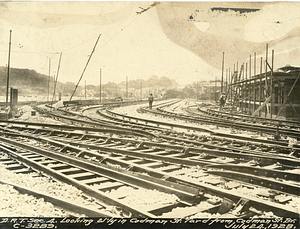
left=0, top=67, right=179, bottom=98
left=0, top=67, right=70, bottom=96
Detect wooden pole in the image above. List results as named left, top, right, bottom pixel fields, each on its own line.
left=254, top=52, right=256, bottom=113
left=265, top=43, right=268, bottom=118
left=225, top=69, right=228, bottom=93
left=270, top=49, right=274, bottom=118
left=6, top=30, right=12, bottom=107
left=259, top=57, right=262, bottom=117
left=51, top=52, right=62, bottom=110
left=69, top=34, right=101, bottom=102
left=47, top=58, right=51, bottom=102
left=245, top=63, right=248, bottom=113
left=249, top=55, right=252, bottom=114
left=214, top=77, right=217, bottom=102
left=221, top=52, right=224, bottom=93
left=242, top=64, right=245, bottom=113
left=229, top=68, right=231, bottom=103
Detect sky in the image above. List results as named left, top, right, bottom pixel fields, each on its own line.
left=0, top=1, right=299, bottom=86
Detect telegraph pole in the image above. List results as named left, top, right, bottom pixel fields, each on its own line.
left=47, top=58, right=51, bottom=102
left=221, top=52, right=224, bottom=93
left=6, top=30, right=12, bottom=107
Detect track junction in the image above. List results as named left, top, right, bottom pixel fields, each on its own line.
left=0, top=99, right=299, bottom=218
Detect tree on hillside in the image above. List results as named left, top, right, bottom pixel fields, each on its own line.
left=182, top=85, right=195, bottom=98
left=165, top=88, right=183, bottom=98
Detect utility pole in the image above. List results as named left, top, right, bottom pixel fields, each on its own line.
left=265, top=43, right=268, bottom=118
left=221, top=52, right=224, bottom=93
left=214, top=77, right=217, bottom=102
left=47, top=58, right=51, bottom=102
left=85, top=80, right=86, bottom=99
left=6, top=30, right=12, bottom=107
left=51, top=52, right=62, bottom=109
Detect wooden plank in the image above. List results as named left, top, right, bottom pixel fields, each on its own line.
left=58, top=167, right=83, bottom=174
left=4, top=164, right=24, bottom=170
left=48, top=163, right=70, bottom=169
left=157, top=165, right=182, bottom=172
left=68, top=172, right=95, bottom=179
left=93, top=182, right=124, bottom=190
left=80, top=177, right=110, bottom=185
left=251, top=96, right=271, bottom=117
left=39, top=160, right=59, bottom=165
left=31, top=157, right=46, bottom=161
left=141, top=202, right=178, bottom=213
left=14, top=168, right=32, bottom=173
left=142, top=162, right=164, bottom=168
left=1, top=160, right=17, bottom=165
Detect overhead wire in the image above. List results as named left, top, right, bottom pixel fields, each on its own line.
left=61, top=13, right=138, bottom=53
left=67, top=13, right=141, bottom=102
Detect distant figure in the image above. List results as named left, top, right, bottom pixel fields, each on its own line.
left=219, top=93, right=226, bottom=110
left=148, top=93, right=154, bottom=109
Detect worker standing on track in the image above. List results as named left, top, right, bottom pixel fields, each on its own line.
left=219, top=93, right=226, bottom=110
left=148, top=93, right=154, bottom=109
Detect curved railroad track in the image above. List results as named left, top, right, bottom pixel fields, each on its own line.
left=0, top=100, right=299, bottom=218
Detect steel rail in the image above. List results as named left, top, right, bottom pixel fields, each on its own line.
left=131, top=98, right=300, bottom=138
left=0, top=175, right=113, bottom=217
left=1, top=129, right=299, bottom=197
left=0, top=133, right=298, bottom=218
left=0, top=136, right=203, bottom=217
left=1, top=124, right=298, bottom=167
left=198, top=105, right=300, bottom=129
left=103, top=106, right=294, bottom=148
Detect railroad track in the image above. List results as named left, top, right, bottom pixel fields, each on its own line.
left=194, top=103, right=300, bottom=130
left=0, top=120, right=299, bottom=218
left=131, top=99, right=300, bottom=139
left=186, top=104, right=300, bottom=138
left=16, top=102, right=300, bottom=159
left=89, top=104, right=299, bottom=157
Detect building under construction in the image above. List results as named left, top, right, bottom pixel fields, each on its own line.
left=224, top=46, right=300, bottom=121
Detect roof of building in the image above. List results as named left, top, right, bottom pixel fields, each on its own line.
left=277, top=65, right=300, bottom=73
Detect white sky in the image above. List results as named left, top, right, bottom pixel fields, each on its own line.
left=0, top=1, right=299, bottom=86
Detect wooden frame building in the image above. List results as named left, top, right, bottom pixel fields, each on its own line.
left=226, top=65, right=300, bottom=121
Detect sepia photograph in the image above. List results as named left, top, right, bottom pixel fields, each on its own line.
left=0, top=1, right=299, bottom=229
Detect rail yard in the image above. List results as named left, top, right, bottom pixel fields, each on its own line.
left=0, top=99, right=299, bottom=220
left=0, top=2, right=299, bottom=229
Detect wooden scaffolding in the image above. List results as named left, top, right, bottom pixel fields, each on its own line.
left=225, top=45, right=300, bottom=121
